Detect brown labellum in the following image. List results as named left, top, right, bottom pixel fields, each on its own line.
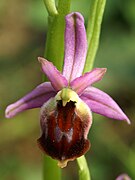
left=37, top=100, right=90, bottom=168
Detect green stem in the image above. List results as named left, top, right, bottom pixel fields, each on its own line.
left=43, top=0, right=58, bottom=16
left=83, top=0, right=106, bottom=72
left=44, top=0, right=71, bottom=71
left=57, top=0, right=71, bottom=15
left=80, top=1, right=106, bottom=179
left=43, top=1, right=71, bottom=180
left=77, top=156, right=91, bottom=180
left=43, top=156, right=61, bottom=180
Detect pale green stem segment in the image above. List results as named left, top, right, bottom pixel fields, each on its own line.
left=43, top=1, right=71, bottom=180
left=44, top=0, right=71, bottom=71
left=77, top=156, right=91, bottom=180
left=43, top=0, right=58, bottom=16
left=83, top=0, right=106, bottom=72
left=43, top=156, right=61, bottom=180
left=80, top=1, right=106, bottom=179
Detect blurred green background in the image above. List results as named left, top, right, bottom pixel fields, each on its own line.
left=0, top=0, right=135, bottom=179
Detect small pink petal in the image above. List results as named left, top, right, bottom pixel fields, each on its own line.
left=116, top=174, right=131, bottom=180
left=62, top=12, right=87, bottom=82
left=81, top=86, right=130, bottom=124
left=5, top=82, right=56, bottom=118
left=38, top=57, right=68, bottom=91
left=70, top=68, right=106, bottom=94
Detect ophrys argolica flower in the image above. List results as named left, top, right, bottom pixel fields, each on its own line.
left=5, top=12, right=130, bottom=168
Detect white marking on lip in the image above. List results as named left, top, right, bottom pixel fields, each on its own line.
left=54, top=126, right=73, bottom=143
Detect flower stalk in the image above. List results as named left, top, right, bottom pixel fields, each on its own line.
left=77, top=156, right=91, bottom=180
left=83, top=0, right=106, bottom=72
left=43, top=0, right=58, bottom=16
left=43, top=0, right=71, bottom=180
left=78, top=1, right=106, bottom=178
left=43, top=155, right=61, bottom=180
left=44, top=0, right=71, bottom=71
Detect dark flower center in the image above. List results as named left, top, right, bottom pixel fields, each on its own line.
left=37, top=100, right=90, bottom=163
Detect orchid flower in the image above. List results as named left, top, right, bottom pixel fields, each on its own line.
left=5, top=12, right=130, bottom=168
left=116, top=174, right=131, bottom=180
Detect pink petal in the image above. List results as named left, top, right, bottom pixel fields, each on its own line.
left=62, top=12, right=87, bottom=82
left=70, top=68, right=106, bottom=94
left=80, top=86, right=130, bottom=124
left=5, top=82, right=56, bottom=118
left=38, top=57, right=68, bottom=91
left=116, top=174, right=131, bottom=180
